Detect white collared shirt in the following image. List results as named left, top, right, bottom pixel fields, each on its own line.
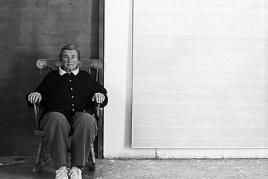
left=59, top=67, right=79, bottom=76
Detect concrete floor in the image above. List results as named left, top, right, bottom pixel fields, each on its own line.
left=0, top=156, right=267, bottom=179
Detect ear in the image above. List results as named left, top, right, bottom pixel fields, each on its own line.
left=77, top=60, right=81, bottom=67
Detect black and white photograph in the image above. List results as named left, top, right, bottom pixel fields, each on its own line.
left=0, top=0, right=267, bottom=178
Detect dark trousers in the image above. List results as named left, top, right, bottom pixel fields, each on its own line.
left=40, top=112, right=98, bottom=169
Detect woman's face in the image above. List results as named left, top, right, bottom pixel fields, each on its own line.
left=60, top=50, right=79, bottom=72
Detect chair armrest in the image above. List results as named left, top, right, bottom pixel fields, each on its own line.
left=33, top=102, right=41, bottom=130
left=95, top=103, right=104, bottom=158
left=95, top=103, right=104, bottom=117
left=96, top=103, right=101, bottom=117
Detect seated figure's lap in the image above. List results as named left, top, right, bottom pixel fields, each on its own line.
left=71, top=112, right=98, bottom=133
left=40, top=111, right=97, bottom=130
left=40, top=112, right=69, bottom=129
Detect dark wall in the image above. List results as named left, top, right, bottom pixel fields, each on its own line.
left=0, top=0, right=99, bottom=155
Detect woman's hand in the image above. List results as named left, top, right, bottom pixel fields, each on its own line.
left=92, top=93, right=105, bottom=104
left=28, top=92, right=42, bottom=104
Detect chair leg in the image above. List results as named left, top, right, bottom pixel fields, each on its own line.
left=87, top=143, right=96, bottom=171
left=33, top=138, right=44, bottom=173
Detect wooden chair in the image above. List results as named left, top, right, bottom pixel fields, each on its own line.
left=32, top=58, right=104, bottom=172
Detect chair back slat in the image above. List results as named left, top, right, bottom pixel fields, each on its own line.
left=36, top=58, right=103, bottom=72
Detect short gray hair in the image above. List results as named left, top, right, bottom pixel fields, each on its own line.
left=59, top=44, right=80, bottom=60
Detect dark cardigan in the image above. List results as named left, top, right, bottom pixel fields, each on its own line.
left=28, top=70, right=108, bottom=120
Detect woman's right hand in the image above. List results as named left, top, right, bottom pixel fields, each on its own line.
left=28, top=92, right=42, bottom=104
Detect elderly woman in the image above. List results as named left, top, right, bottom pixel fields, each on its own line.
left=27, top=44, right=108, bottom=179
